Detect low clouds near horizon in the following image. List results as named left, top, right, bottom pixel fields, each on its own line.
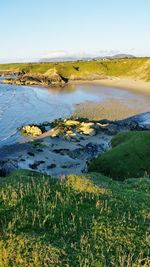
left=0, top=49, right=136, bottom=64
left=42, top=49, right=123, bottom=59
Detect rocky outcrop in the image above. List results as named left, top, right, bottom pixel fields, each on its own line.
left=21, top=125, right=43, bottom=136
left=0, top=70, right=23, bottom=77
left=3, top=72, right=69, bottom=87
left=0, top=160, right=18, bottom=177
left=20, top=114, right=149, bottom=142
left=20, top=119, right=98, bottom=139
left=77, top=122, right=96, bottom=136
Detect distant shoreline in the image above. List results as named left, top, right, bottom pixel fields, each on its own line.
left=72, top=77, right=150, bottom=121
left=2, top=74, right=150, bottom=121
left=70, top=77, right=150, bottom=96
left=2, top=75, right=150, bottom=96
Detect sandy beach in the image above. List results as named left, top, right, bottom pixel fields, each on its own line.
left=72, top=77, right=150, bottom=121
left=94, top=77, right=150, bottom=94
left=71, top=77, right=150, bottom=95
left=74, top=99, right=143, bottom=121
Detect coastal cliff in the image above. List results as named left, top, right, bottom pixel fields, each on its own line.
left=1, top=58, right=150, bottom=87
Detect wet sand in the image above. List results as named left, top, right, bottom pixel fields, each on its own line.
left=71, top=77, right=150, bottom=95
left=71, top=77, right=150, bottom=120
left=74, top=99, right=144, bottom=121
left=95, top=78, right=150, bottom=94
left=72, top=77, right=150, bottom=120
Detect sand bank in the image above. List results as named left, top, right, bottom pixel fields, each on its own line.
left=73, top=77, right=150, bottom=121
left=71, top=77, right=150, bottom=95
left=74, top=99, right=144, bottom=121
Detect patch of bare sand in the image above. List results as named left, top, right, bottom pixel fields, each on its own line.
left=85, top=78, right=150, bottom=95
left=71, top=77, right=150, bottom=95
left=74, top=99, right=143, bottom=121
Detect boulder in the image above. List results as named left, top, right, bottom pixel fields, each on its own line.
left=29, top=160, right=45, bottom=169
left=106, top=124, right=119, bottom=135
left=22, top=125, right=42, bottom=136
left=77, top=122, right=96, bottom=136
left=50, top=128, right=61, bottom=138
left=126, top=121, right=143, bottom=131
left=98, top=119, right=113, bottom=125
left=0, top=160, right=18, bottom=177
left=80, top=122, right=94, bottom=127
left=64, top=120, right=80, bottom=126
left=47, top=163, right=56, bottom=169
left=79, top=127, right=96, bottom=136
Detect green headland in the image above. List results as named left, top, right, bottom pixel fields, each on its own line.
left=0, top=57, right=150, bottom=82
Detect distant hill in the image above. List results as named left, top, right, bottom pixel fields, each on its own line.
left=110, top=54, right=136, bottom=59
left=93, top=54, right=135, bottom=60
left=40, top=54, right=135, bottom=62
left=40, top=56, right=91, bottom=62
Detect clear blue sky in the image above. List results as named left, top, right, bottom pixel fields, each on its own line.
left=0, top=0, right=150, bottom=62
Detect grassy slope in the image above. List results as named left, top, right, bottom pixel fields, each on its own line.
left=0, top=58, right=150, bottom=81
left=0, top=170, right=149, bottom=266
left=89, top=131, right=150, bottom=180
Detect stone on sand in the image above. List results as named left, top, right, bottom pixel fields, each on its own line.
left=22, top=125, right=42, bottom=136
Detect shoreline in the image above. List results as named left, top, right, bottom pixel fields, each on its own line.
left=72, top=77, right=150, bottom=121
left=0, top=112, right=150, bottom=177
left=1, top=75, right=150, bottom=134
left=70, top=77, right=150, bottom=96
left=2, top=72, right=150, bottom=96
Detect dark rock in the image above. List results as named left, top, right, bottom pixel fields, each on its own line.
left=106, top=124, right=119, bottom=135
left=29, top=160, right=45, bottom=170
left=80, top=136, right=86, bottom=140
left=84, top=142, right=105, bottom=159
left=61, top=163, right=80, bottom=168
left=47, top=164, right=56, bottom=169
left=27, top=152, right=35, bottom=157
left=126, top=121, right=143, bottom=131
left=29, top=163, right=38, bottom=169
left=117, top=119, right=147, bottom=131
left=37, top=148, right=43, bottom=152
left=39, top=160, right=45, bottom=164
left=0, top=160, right=18, bottom=177
left=85, top=143, right=99, bottom=155
left=67, top=149, right=83, bottom=159
left=98, top=119, right=113, bottom=125
left=53, top=148, right=70, bottom=155
left=3, top=72, right=67, bottom=87
left=61, top=165, right=67, bottom=169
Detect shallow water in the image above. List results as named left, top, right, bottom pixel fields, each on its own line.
left=0, top=79, right=150, bottom=146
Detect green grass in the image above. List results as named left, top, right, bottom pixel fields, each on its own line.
left=89, top=131, right=150, bottom=180
left=0, top=58, right=150, bottom=81
left=0, top=169, right=149, bottom=266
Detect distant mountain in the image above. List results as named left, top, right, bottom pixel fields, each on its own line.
left=39, top=56, right=92, bottom=63
left=109, top=54, right=136, bottom=59
left=40, top=57, right=79, bottom=62
left=93, top=54, right=136, bottom=60
left=39, top=53, right=136, bottom=63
